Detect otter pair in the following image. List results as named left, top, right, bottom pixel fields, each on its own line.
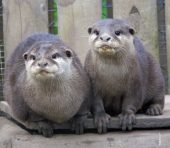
left=4, top=19, right=165, bottom=137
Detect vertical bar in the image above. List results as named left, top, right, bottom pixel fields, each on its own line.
left=157, top=0, right=168, bottom=93
left=165, top=0, right=170, bottom=94
left=107, top=0, right=113, bottom=18
left=0, top=0, right=4, bottom=101
left=102, top=0, right=113, bottom=19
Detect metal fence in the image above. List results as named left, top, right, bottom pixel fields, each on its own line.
left=0, top=0, right=4, bottom=101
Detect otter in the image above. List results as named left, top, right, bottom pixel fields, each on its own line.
left=4, top=33, right=90, bottom=137
left=85, top=19, right=165, bottom=133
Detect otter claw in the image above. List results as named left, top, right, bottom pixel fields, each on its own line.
left=71, top=116, right=87, bottom=134
left=119, top=111, right=136, bottom=131
left=146, top=104, right=163, bottom=116
left=37, top=121, right=53, bottom=137
left=94, top=112, right=110, bottom=134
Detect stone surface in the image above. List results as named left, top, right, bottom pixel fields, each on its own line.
left=0, top=117, right=29, bottom=148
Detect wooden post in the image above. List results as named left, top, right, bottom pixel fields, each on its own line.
left=112, top=0, right=159, bottom=60
left=57, top=0, right=102, bottom=63
left=165, top=0, right=170, bottom=93
left=3, top=0, right=48, bottom=59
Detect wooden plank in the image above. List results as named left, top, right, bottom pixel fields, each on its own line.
left=165, top=0, right=170, bottom=94
left=3, top=0, right=48, bottom=59
left=1, top=96, right=170, bottom=131
left=112, top=0, right=159, bottom=60
left=57, top=0, right=102, bottom=63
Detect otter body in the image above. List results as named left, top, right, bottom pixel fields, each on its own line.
left=4, top=33, right=90, bottom=136
left=85, top=19, right=165, bottom=133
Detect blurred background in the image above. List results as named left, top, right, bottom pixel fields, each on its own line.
left=0, top=0, right=169, bottom=101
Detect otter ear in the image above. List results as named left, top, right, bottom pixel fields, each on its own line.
left=65, top=50, right=72, bottom=58
left=129, top=27, right=135, bottom=35
left=23, top=52, right=28, bottom=61
left=88, top=27, right=92, bottom=34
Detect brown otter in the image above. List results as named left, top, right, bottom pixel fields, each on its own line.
left=85, top=19, right=165, bottom=133
left=4, top=33, right=90, bottom=137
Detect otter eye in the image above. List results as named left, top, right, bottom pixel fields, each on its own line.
left=88, top=27, right=92, bottom=34
left=93, top=30, right=99, bottom=36
left=52, top=53, right=60, bottom=59
left=115, top=30, right=121, bottom=36
left=65, top=50, right=72, bottom=58
left=129, top=28, right=135, bottom=35
left=30, top=55, right=36, bottom=60
left=23, top=53, right=28, bottom=60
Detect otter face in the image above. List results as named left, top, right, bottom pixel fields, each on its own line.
left=88, top=19, right=135, bottom=57
left=23, top=42, right=73, bottom=80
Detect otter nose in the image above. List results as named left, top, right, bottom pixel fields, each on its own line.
left=99, top=34, right=112, bottom=42
left=38, top=61, right=48, bottom=68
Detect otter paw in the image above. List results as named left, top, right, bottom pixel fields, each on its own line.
left=71, top=116, right=87, bottom=134
left=37, top=121, right=53, bottom=137
left=94, top=112, right=110, bottom=134
left=119, top=111, right=136, bottom=131
left=146, top=104, right=163, bottom=116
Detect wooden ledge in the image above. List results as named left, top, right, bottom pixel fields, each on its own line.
left=1, top=96, right=170, bottom=131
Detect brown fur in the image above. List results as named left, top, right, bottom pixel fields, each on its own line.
left=85, top=19, right=165, bottom=133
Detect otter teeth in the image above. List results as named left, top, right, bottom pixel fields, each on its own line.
left=100, top=45, right=112, bottom=50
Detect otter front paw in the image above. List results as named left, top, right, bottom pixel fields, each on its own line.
left=71, top=116, right=87, bottom=134
left=94, top=112, right=110, bottom=134
left=146, top=104, right=163, bottom=116
left=37, top=121, right=53, bottom=137
left=119, top=111, right=136, bottom=131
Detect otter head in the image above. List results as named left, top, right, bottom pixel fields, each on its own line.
left=88, top=19, right=135, bottom=57
left=23, top=41, right=73, bottom=81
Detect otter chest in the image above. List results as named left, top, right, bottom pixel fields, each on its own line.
left=95, top=61, right=129, bottom=96
left=24, top=84, right=84, bottom=123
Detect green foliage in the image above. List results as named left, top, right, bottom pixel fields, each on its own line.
left=102, top=0, right=108, bottom=19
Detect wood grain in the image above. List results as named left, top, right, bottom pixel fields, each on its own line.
left=3, top=0, right=48, bottom=59
left=57, top=0, right=102, bottom=63
left=1, top=96, right=170, bottom=131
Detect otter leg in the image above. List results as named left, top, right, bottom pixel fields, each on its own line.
left=9, top=93, right=29, bottom=121
left=27, top=110, right=54, bottom=137
left=10, top=94, right=53, bottom=137
left=71, top=96, right=90, bottom=134
left=119, top=82, right=143, bottom=131
left=145, top=93, right=164, bottom=116
left=92, top=94, right=110, bottom=134
left=119, top=109, right=136, bottom=131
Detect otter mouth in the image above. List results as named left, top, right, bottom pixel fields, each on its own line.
left=39, top=70, right=50, bottom=75
left=100, top=45, right=113, bottom=50
left=98, top=45, right=116, bottom=55
left=36, top=69, right=55, bottom=78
